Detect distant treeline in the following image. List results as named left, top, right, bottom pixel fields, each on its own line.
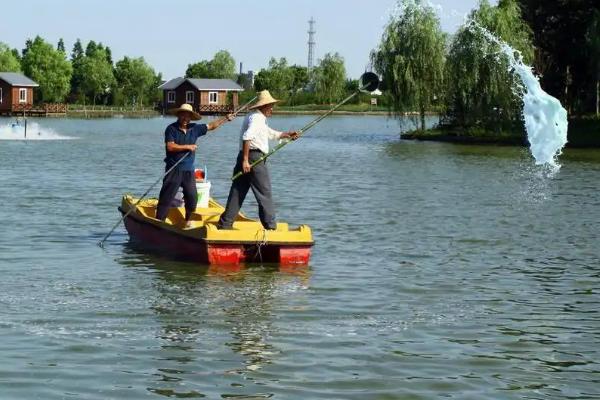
left=0, top=37, right=162, bottom=107
left=371, top=0, right=600, bottom=132
left=0, top=37, right=377, bottom=108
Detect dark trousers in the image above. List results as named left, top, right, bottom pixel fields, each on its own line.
left=156, top=169, right=197, bottom=221
left=218, top=150, right=277, bottom=230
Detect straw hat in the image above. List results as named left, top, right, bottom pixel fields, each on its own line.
left=249, top=90, right=280, bottom=110
left=169, top=103, right=201, bottom=120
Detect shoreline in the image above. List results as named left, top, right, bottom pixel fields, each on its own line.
left=1, top=109, right=395, bottom=119
left=401, top=121, right=600, bottom=148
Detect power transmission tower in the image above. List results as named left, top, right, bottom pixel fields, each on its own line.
left=308, top=17, right=316, bottom=70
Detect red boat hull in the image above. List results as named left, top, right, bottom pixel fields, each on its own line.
left=121, top=211, right=312, bottom=265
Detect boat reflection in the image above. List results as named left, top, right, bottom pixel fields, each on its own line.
left=115, top=243, right=311, bottom=397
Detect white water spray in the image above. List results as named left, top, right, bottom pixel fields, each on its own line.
left=0, top=121, right=74, bottom=141
left=467, top=21, right=568, bottom=168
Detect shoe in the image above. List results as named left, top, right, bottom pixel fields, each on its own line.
left=217, top=224, right=234, bottom=230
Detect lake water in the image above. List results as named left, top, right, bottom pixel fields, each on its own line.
left=0, top=115, right=598, bottom=399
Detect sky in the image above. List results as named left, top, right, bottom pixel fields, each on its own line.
left=0, top=0, right=492, bottom=79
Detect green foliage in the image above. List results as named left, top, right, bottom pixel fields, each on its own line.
left=114, top=56, right=157, bottom=107
left=57, top=39, right=65, bottom=53
left=372, top=0, right=446, bottom=130
left=586, top=9, right=600, bottom=115
left=254, top=58, right=294, bottom=99
left=290, top=65, right=309, bottom=91
left=186, top=60, right=211, bottom=79
left=314, top=52, right=347, bottom=104
left=185, top=50, right=236, bottom=79
left=79, top=45, right=115, bottom=105
left=519, top=0, right=600, bottom=114
left=446, top=0, right=534, bottom=128
left=0, top=42, right=21, bottom=72
left=71, top=39, right=84, bottom=61
left=21, top=36, right=72, bottom=102
left=70, top=39, right=85, bottom=102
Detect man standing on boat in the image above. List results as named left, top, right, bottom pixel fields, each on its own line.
left=218, top=90, right=298, bottom=230
left=156, top=103, right=233, bottom=227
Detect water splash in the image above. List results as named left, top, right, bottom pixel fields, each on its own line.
left=467, top=20, right=568, bottom=168
left=0, top=121, right=74, bottom=140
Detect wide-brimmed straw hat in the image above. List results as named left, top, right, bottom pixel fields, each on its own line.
left=249, top=90, right=280, bottom=110
left=169, top=103, right=201, bottom=120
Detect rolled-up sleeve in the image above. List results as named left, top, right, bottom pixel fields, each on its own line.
left=266, top=124, right=283, bottom=140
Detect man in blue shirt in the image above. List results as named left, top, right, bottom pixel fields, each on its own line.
left=156, top=103, right=233, bottom=227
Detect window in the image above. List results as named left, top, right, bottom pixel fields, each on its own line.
left=19, top=88, right=27, bottom=103
left=208, top=91, right=218, bottom=104
left=186, top=91, right=194, bottom=104
left=167, top=91, right=176, bottom=103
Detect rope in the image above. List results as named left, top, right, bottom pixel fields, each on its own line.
left=254, top=228, right=268, bottom=263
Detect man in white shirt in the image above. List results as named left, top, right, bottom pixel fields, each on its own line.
left=218, top=90, right=298, bottom=230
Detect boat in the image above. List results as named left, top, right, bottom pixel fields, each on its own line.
left=118, top=195, right=313, bottom=265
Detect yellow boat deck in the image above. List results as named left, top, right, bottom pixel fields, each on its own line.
left=121, top=195, right=313, bottom=245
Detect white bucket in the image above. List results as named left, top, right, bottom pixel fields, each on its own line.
left=196, top=181, right=211, bottom=208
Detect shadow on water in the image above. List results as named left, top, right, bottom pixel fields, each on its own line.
left=115, top=243, right=311, bottom=398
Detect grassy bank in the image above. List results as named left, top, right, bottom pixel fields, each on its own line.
left=274, top=103, right=390, bottom=115
left=66, top=105, right=160, bottom=118
left=402, top=117, right=600, bottom=148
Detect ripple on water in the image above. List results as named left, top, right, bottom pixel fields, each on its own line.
left=0, top=116, right=599, bottom=399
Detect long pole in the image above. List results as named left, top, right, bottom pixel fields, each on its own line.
left=98, top=96, right=256, bottom=248
left=231, top=90, right=360, bottom=181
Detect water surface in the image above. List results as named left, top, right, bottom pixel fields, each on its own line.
left=0, top=115, right=598, bottom=399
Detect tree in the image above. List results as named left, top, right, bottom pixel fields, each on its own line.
left=254, top=58, right=294, bottom=99
left=314, top=53, right=347, bottom=104
left=79, top=46, right=115, bottom=105
left=445, top=0, right=534, bottom=129
left=85, top=40, right=98, bottom=57
left=114, top=56, right=156, bottom=106
left=57, top=38, right=65, bottom=53
left=372, top=0, right=446, bottom=131
left=185, top=50, right=236, bottom=79
left=186, top=60, right=212, bottom=78
left=105, top=46, right=113, bottom=65
left=21, top=36, right=72, bottom=102
left=210, top=50, right=236, bottom=79
left=0, top=43, right=21, bottom=72
left=70, top=39, right=86, bottom=102
left=290, top=65, right=309, bottom=91
left=586, top=10, right=600, bottom=116
left=519, top=0, right=600, bottom=114
left=71, top=39, right=84, bottom=61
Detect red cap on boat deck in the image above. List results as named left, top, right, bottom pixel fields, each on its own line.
left=195, top=169, right=205, bottom=180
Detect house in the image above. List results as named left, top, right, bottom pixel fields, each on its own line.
left=159, top=77, right=243, bottom=115
left=0, top=72, right=39, bottom=114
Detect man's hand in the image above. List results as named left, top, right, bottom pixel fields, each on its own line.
left=226, top=113, right=234, bottom=122
left=282, top=131, right=300, bottom=141
left=187, top=144, right=197, bottom=152
left=242, top=159, right=252, bottom=174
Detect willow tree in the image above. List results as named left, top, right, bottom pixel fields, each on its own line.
left=314, top=53, right=347, bottom=104
left=372, top=0, right=446, bottom=131
left=446, top=0, right=534, bottom=129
